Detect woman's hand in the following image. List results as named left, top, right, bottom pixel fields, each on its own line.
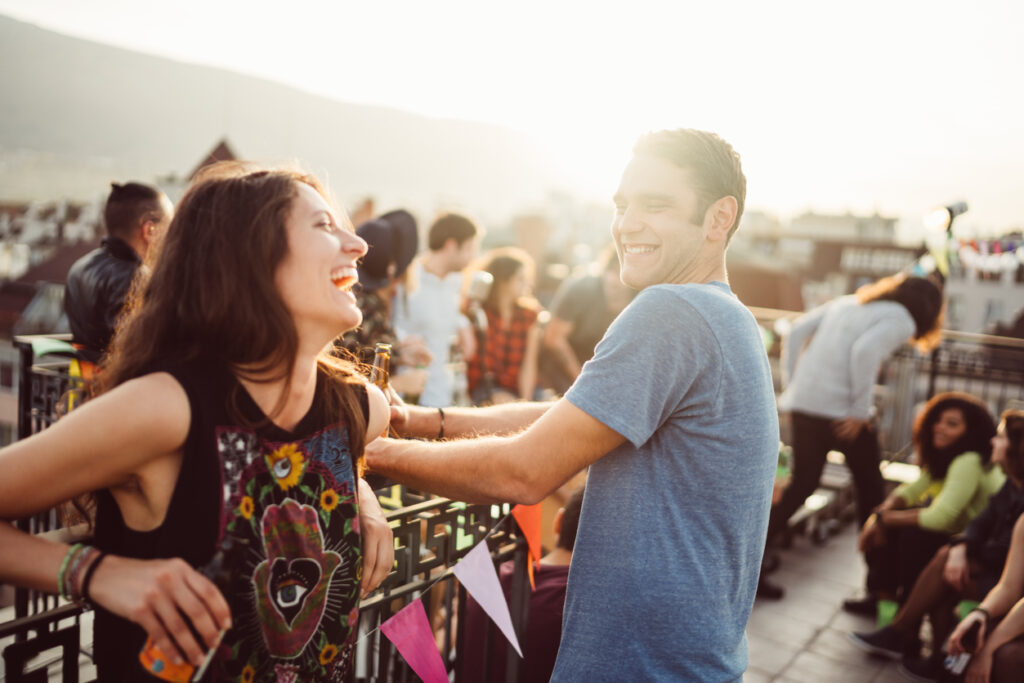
left=857, top=514, right=886, bottom=553
left=88, top=555, right=231, bottom=667
left=356, top=478, right=394, bottom=598
left=948, top=609, right=988, bottom=656
left=944, top=544, right=971, bottom=591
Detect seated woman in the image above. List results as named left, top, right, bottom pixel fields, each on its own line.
left=948, top=460, right=1024, bottom=683
left=0, top=163, right=394, bottom=682
left=846, top=392, right=1001, bottom=621
left=465, top=247, right=544, bottom=405
left=849, top=410, right=1024, bottom=674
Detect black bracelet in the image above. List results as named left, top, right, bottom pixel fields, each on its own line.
left=874, top=511, right=886, bottom=528
left=79, top=552, right=107, bottom=605
left=970, top=606, right=991, bottom=623
left=437, top=407, right=445, bottom=440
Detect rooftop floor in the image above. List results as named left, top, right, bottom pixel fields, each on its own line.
left=747, top=522, right=911, bottom=682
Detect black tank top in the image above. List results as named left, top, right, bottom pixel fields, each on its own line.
left=93, top=359, right=368, bottom=682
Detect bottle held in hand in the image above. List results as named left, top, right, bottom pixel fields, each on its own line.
left=138, top=538, right=244, bottom=682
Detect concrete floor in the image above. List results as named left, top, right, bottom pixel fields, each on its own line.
left=746, top=523, right=912, bottom=682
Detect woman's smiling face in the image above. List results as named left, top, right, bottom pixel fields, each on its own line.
left=274, top=182, right=367, bottom=346
left=932, top=407, right=967, bottom=450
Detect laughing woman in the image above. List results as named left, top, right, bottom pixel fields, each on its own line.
left=0, top=164, right=394, bottom=681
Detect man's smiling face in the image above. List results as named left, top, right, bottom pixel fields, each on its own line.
left=611, top=154, right=709, bottom=290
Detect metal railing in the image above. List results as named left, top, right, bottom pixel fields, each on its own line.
left=1, top=336, right=531, bottom=682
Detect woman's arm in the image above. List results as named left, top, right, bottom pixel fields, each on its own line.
left=951, top=515, right=1024, bottom=655
left=518, top=321, right=542, bottom=400
left=917, top=453, right=984, bottom=533
left=966, top=596, right=1024, bottom=683
left=0, top=372, right=231, bottom=667
left=847, top=313, right=916, bottom=420
left=780, top=302, right=829, bottom=388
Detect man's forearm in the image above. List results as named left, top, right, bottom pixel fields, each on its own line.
left=399, top=401, right=552, bottom=440
left=366, top=435, right=539, bottom=505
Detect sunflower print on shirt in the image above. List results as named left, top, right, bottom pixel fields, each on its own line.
left=211, top=424, right=362, bottom=683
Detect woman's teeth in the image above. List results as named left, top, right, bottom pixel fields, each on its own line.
left=331, top=267, right=357, bottom=290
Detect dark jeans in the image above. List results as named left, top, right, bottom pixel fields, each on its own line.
left=766, top=411, right=885, bottom=544
left=866, top=525, right=951, bottom=600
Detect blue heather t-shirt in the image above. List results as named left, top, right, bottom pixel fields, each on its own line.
left=555, top=282, right=778, bottom=682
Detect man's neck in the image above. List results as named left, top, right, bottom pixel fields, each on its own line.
left=540, top=547, right=573, bottom=566
left=421, top=251, right=450, bottom=279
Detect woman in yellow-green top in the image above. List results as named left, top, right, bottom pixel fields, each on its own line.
left=857, top=392, right=1000, bottom=606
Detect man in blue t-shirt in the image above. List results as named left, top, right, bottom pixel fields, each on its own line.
left=367, top=128, right=779, bottom=681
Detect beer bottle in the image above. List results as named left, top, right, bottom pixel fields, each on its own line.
left=368, top=342, right=392, bottom=391
left=137, top=537, right=246, bottom=681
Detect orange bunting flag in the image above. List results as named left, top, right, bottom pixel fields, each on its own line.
left=512, top=503, right=542, bottom=589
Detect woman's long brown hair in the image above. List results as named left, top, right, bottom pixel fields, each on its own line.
left=100, top=161, right=368, bottom=463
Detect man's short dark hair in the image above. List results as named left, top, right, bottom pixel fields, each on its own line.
left=104, top=182, right=166, bottom=239
left=632, top=129, right=746, bottom=241
left=427, top=212, right=479, bottom=251
left=556, top=486, right=585, bottom=551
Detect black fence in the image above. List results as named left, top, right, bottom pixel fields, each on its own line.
left=1, top=336, right=531, bottom=682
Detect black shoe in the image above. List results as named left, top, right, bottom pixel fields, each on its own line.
left=756, top=576, right=785, bottom=600
left=842, top=595, right=878, bottom=617
left=897, top=654, right=942, bottom=682
left=848, top=626, right=905, bottom=660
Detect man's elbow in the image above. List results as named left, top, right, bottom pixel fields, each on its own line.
left=501, top=460, right=553, bottom=506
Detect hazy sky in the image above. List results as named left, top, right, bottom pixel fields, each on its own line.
left=2, top=0, right=1022, bottom=238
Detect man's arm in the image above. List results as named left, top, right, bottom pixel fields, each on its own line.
left=367, top=398, right=624, bottom=504
left=390, top=400, right=552, bottom=439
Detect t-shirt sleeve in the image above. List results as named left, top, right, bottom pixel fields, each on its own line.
left=564, top=287, right=714, bottom=448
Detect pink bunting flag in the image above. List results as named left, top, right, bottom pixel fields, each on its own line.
left=452, top=540, right=523, bottom=657
left=380, top=600, right=449, bottom=683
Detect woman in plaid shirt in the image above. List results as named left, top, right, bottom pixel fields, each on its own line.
left=466, top=247, right=544, bottom=405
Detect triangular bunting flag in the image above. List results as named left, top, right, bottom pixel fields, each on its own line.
left=451, top=540, right=523, bottom=657
left=380, top=600, right=449, bottom=683
left=512, top=504, right=542, bottom=561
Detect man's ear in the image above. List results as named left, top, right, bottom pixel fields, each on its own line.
left=140, top=220, right=157, bottom=245
left=703, top=196, right=738, bottom=243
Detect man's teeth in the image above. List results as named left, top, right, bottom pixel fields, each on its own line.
left=625, top=245, right=656, bottom=254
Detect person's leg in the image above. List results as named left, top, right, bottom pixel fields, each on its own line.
left=890, top=544, right=953, bottom=636
left=840, top=422, right=885, bottom=526
left=895, top=527, right=951, bottom=602
left=865, top=530, right=902, bottom=601
left=991, top=638, right=1024, bottom=683
left=766, top=412, right=833, bottom=542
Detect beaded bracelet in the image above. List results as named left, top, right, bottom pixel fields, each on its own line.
left=437, top=407, right=445, bottom=440
left=67, top=546, right=99, bottom=602
left=57, top=543, right=84, bottom=600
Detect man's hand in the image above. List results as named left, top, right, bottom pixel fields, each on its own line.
left=832, top=417, right=869, bottom=441
left=356, top=478, right=394, bottom=598
left=944, top=544, right=971, bottom=591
